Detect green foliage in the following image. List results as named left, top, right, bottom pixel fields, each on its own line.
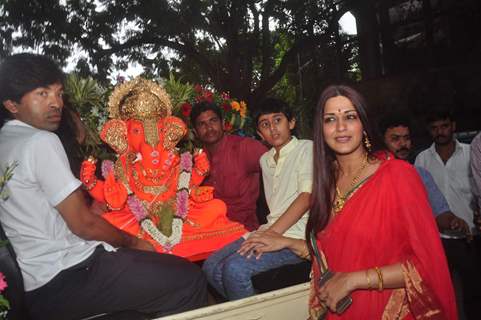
left=0, top=293, right=9, bottom=319
left=162, top=73, right=196, bottom=113
left=0, top=163, right=14, bottom=318
left=164, top=73, right=256, bottom=151
left=154, top=204, right=175, bottom=237
left=0, top=0, right=350, bottom=111
left=64, top=74, right=113, bottom=160
left=0, top=162, right=18, bottom=201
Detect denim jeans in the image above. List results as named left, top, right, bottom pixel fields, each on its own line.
left=202, top=237, right=303, bottom=300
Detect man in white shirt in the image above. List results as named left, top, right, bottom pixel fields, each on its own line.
left=415, top=109, right=480, bottom=319
left=0, top=53, right=207, bottom=319
left=471, top=132, right=481, bottom=231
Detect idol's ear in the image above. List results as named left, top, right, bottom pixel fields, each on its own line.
left=100, top=119, right=128, bottom=154
left=162, top=116, right=188, bottom=150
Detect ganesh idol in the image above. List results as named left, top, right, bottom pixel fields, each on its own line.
left=80, top=77, right=246, bottom=260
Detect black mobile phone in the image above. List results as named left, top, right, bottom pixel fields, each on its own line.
left=318, top=270, right=353, bottom=314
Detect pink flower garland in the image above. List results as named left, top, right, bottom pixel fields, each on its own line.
left=176, top=152, right=193, bottom=219
left=127, top=196, right=148, bottom=221
left=0, top=272, right=7, bottom=292
left=176, top=190, right=189, bottom=219
left=180, top=152, right=193, bottom=172
left=101, top=160, right=114, bottom=179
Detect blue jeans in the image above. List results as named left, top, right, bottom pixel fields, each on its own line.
left=202, top=238, right=303, bottom=300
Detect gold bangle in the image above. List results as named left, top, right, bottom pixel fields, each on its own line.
left=374, top=267, right=384, bottom=291
left=365, top=269, right=372, bottom=290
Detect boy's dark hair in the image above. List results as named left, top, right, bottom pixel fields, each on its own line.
left=378, top=112, right=412, bottom=136
left=190, top=101, right=223, bottom=128
left=425, top=107, right=454, bottom=124
left=254, top=97, right=293, bottom=125
left=0, top=53, right=65, bottom=123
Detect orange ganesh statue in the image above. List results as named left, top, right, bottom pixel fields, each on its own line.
left=80, top=77, right=246, bottom=260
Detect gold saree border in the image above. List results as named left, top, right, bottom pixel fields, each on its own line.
left=383, top=261, right=444, bottom=320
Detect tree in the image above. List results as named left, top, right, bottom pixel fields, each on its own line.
left=0, top=0, right=352, bottom=106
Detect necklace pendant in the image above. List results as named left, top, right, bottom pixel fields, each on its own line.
left=333, top=196, right=345, bottom=213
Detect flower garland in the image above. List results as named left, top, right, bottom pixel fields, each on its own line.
left=0, top=271, right=9, bottom=318
left=129, top=151, right=193, bottom=251
left=141, top=219, right=183, bottom=253
left=175, top=84, right=253, bottom=136
left=176, top=152, right=192, bottom=219
left=0, top=162, right=15, bottom=317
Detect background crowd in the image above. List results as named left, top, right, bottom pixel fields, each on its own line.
left=0, top=52, right=480, bottom=320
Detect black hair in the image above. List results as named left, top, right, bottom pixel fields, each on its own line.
left=425, top=107, right=454, bottom=124
left=55, top=105, right=84, bottom=178
left=307, top=85, right=381, bottom=243
left=253, top=97, right=294, bottom=125
left=190, top=101, right=223, bottom=128
left=0, top=53, right=65, bottom=124
left=378, top=112, right=412, bottom=136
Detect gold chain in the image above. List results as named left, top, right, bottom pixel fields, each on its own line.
left=333, top=154, right=369, bottom=213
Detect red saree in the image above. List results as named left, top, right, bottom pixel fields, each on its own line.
left=310, top=156, right=457, bottom=319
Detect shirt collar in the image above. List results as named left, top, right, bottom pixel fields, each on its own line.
left=428, top=139, right=463, bottom=156
left=266, top=136, right=298, bottom=167
left=206, top=134, right=228, bottom=158
left=4, top=119, right=34, bottom=129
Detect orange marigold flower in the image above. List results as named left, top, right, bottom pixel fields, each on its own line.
left=231, top=101, right=240, bottom=111
left=239, top=101, right=247, bottom=118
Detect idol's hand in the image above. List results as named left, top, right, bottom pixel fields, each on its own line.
left=318, top=272, right=355, bottom=313
left=190, top=185, right=214, bottom=202
left=193, top=149, right=210, bottom=176
left=80, top=157, right=97, bottom=189
left=103, top=173, right=128, bottom=210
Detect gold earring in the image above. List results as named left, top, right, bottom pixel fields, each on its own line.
left=363, top=131, right=372, bottom=152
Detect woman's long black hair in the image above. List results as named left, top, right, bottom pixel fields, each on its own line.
left=306, top=85, right=381, bottom=247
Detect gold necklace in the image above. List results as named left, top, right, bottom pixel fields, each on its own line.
left=333, top=154, right=369, bottom=213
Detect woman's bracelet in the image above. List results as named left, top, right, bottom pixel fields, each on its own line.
left=374, top=266, right=384, bottom=291
left=365, top=269, right=372, bottom=290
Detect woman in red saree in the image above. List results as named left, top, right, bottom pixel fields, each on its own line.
left=305, top=85, right=457, bottom=319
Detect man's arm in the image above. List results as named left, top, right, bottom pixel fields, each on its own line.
left=416, top=166, right=471, bottom=237
left=267, top=192, right=310, bottom=234
left=243, top=138, right=268, bottom=173
left=470, top=133, right=481, bottom=230
left=56, top=188, right=154, bottom=251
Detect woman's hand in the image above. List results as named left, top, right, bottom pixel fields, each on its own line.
left=318, top=272, right=356, bottom=313
left=238, top=230, right=290, bottom=259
